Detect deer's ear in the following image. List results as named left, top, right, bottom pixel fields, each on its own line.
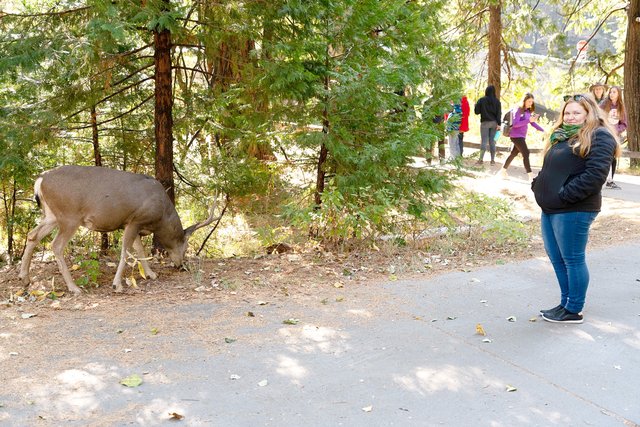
left=183, top=225, right=197, bottom=239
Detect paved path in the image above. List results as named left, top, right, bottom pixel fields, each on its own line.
left=1, top=171, right=639, bottom=427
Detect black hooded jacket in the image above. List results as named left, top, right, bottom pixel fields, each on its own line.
left=531, top=128, right=616, bottom=213
left=474, top=85, right=502, bottom=123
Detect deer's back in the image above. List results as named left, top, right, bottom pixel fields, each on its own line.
left=38, top=165, right=172, bottom=232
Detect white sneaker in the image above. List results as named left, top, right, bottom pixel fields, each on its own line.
left=496, top=168, right=508, bottom=178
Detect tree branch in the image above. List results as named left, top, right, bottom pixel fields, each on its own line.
left=568, top=4, right=628, bottom=74
left=63, top=95, right=154, bottom=130
left=0, top=6, right=91, bottom=19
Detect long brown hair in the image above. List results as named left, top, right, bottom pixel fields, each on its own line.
left=546, top=94, right=621, bottom=158
left=600, top=85, right=625, bottom=118
left=520, top=93, right=535, bottom=113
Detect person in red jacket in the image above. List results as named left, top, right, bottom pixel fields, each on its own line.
left=458, top=95, right=470, bottom=155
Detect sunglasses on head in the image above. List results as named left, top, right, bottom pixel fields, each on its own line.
left=563, top=94, right=586, bottom=102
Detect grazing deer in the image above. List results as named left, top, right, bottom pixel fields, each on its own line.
left=18, top=165, right=220, bottom=295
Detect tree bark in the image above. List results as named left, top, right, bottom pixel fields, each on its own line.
left=488, top=2, right=502, bottom=98
left=624, top=0, right=640, bottom=166
left=154, top=26, right=175, bottom=203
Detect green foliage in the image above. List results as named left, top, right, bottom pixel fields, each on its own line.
left=448, top=191, right=528, bottom=245
left=74, top=252, right=101, bottom=288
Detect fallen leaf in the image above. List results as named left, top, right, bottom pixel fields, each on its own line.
left=224, top=337, right=237, bottom=344
left=246, top=311, right=255, bottom=317
left=107, top=262, right=117, bottom=268
left=362, top=405, right=373, bottom=412
left=446, top=316, right=457, bottom=320
left=126, top=277, right=138, bottom=288
left=333, top=282, right=344, bottom=288
left=257, top=301, right=269, bottom=306
left=529, top=317, right=538, bottom=322
left=168, top=412, right=184, bottom=420
left=71, top=264, right=80, bottom=271
left=506, top=316, right=517, bottom=322
left=138, top=263, right=147, bottom=279
left=229, top=374, right=241, bottom=380
left=258, top=379, right=268, bottom=387
left=150, top=328, right=159, bottom=335
left=482, top=338, right=492, bottom=343
left=475, top=323, right=486, bottom=336
left=282, top=318, right=300, bottom=325
left=21, top=313, right=37, bottom=319
left=120, top=374, right=143, bottom=387
left=505, top=385, right=517, bottom=392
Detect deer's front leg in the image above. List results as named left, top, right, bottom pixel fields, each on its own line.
left=133, top=236, right=157, bottom=280
left=113, top=225, right=139, bottom=292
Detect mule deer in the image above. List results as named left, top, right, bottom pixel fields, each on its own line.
left=18, top=165, right=221, bottom=295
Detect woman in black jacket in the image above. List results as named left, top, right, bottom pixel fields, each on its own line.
left=474, top=85, right=501, bottom=164
left=532, top=94, right=619, bottom=324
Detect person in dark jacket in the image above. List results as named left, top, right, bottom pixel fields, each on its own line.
left=474, top=85, right=501, bottom=164
left=532, top=94, right=620, bottom=324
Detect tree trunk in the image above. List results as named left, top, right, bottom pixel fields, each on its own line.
left=625, top=0, right=640, bottom=167
left=315, top=141, right=329, bottom=207
left=153, top=7, right=174, bottom=254
left=91, top=106, right=103, bottom=167
left=488, top=2, right=502, bottom=98
left=154, top=27, right=175, bottom=203
left=3, top=179, right=17, bottom=262
left=90, top=105, right=109, bottom=252
left=315, top=72, right=330, bottom=208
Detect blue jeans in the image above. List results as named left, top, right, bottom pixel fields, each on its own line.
left=541, top=211, right=598, bottom=313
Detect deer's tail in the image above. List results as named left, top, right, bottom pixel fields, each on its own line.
left=34, top=176, right=43, bottom=208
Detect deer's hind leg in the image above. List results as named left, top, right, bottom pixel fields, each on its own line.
left=50, top=221, right=82, bottom=295
left=18, top=216, right=58, bottom=285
